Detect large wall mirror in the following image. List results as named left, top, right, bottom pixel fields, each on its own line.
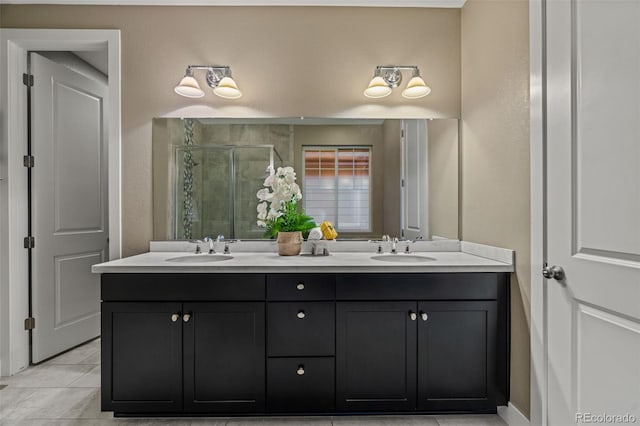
left=153, top=118, right=459, bottom=241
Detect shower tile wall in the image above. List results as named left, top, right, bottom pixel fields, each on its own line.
left=186, top=123, right=293, bottom=239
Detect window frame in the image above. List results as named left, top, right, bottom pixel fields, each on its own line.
left=301, top=145, right=373, bottom=233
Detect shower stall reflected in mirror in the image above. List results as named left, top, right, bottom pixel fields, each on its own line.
left=173, top=144, right=282, bottom=240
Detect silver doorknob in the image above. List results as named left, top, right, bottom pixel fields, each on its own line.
left=297, top=311, right=306, bottom=319
left=296, top=283, right=305, bottom=290
left=297, top=365, right=305, bottom=375
left=171, top=313, right=179, bottom=322
left=183, top=313, right=191, bottom=322
left=420, top=312, right=428, bottom=321
left=409, top=311, right=417, bottom=321
left=543, top=264, right=565, bottom=281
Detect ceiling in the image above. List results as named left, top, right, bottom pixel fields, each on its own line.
left=0, top=0, right=466, bottom=7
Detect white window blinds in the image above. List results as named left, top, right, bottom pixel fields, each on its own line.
left=303, top=147, right=371, bottom=232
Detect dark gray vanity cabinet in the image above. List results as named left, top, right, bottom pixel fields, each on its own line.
left=335, top=273, right=508, bottom=414
left=101, top=274, right=266, bottom=415
left=101, top=271, right=509, bottom=416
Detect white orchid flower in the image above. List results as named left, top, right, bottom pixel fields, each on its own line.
left=257, top=202, right=268, bottom=220
left=263, top=174, right=276, bottom=188
left=256, top=188, right=273, bottom=201
left=290, top=183, right=302, bottom=199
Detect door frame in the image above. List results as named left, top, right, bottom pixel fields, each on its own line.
left=0, top=29, right=122, bottom=376
left=529, top=0, right=547, bottom=424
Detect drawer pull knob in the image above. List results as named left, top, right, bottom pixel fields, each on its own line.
left=183, top=313, right=191, bottom=322
left=420, top=312, right=428, bottom=321
left=296, top=283, right=305, bottom=290
left=297, top=365, right=305, bottom=375
left=171, top=313, right=180, bottom=322
left=409, top=311, right=417, bottom=321
left=297, top=310, right=306, bottom=319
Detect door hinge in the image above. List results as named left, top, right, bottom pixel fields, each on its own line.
left=23, top=155, right=34, bottom=168
left=23, top=73, right=34, bottom=87
left=24, top=236, right=35, bottom=249
left=401, top=129, right=405, bottom=138
left=401, top=179, right=405, bottom=187
left=24, top=317, right=35, bottom=330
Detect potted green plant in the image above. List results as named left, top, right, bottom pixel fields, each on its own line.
left=256, top=166, right=316, bottom=255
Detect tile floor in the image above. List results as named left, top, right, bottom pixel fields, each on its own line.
left=0, top=339, right=507, bottom=426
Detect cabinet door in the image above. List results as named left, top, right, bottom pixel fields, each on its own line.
left=101, top=302, right=183, bottom=413
left=417, top=301, right=498, bottom=411
left=336, top=301, right=417, bottom=412
left=183, top=302, right=265, bottom=413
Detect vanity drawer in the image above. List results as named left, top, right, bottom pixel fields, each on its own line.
left=267, top=274, right=335, bottom=301
left=267, top=302, right=335, bottom=356
left=267, top=357, right=335, bottom=413
left=336, top=273, right=503, bottom=300
left=101, top=273, right=266, bottom=301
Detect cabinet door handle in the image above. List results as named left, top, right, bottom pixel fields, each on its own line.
left=296, top=283, right=305, bottom=290
left=409, top=311, right=417, bottom=321
left=420, top=312, right=429, bottom=321
left=183, top=312, right=191, bottom=322
left=297, top=365, right=305, bottom=375
left=297, top=310, right=306, bottom=319
left=171, top=313, right=180, bottom=322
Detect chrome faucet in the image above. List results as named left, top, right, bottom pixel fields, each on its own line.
left=391, top=237, right=399, bottom=254
left=203, top=236, right=215, bottom=254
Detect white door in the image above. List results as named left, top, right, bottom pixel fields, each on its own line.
left=30, top=53, right=108, bottom=363
left=401, top=120, right=429, bottom=240
left=545, top=1, right=640, bottom=424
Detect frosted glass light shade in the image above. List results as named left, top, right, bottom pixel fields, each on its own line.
left=364, top=76, right=392, bottom=98
left=174, top=75, right=204, bottom=98
left=401, top=76, right=431, bottom=99
left=213, top=76, right=242, bottom=99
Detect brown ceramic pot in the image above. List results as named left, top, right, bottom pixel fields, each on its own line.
left=276, top=231, right=302, bottom=256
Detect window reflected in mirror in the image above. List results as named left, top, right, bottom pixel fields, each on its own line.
left=303, top=147, right=372, bottom=232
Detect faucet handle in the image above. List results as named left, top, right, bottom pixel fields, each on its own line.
left=368, top=240, right=384, bottom=254
left=190, top=239, right=204, bottom=254
left=222, top=239, right=239, bottom=254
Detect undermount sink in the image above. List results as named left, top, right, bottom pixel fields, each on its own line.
left=165, top=254, right=234, bottom=263
left=370, top=254, right=436, bottom=263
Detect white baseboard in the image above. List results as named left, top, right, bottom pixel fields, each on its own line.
left=498, top=403, right=530, bottom=426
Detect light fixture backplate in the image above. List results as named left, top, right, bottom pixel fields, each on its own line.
left=206, top=68, right=227, bottom=89
left=381, top=68, right=403, bottom=88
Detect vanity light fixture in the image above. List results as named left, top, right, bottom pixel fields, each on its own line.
left=364, top=66, right=431, bottom=99
left=174, top=65, right=242, bottom=99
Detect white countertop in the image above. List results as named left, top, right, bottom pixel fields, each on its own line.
left=92, top=243, right=514, bottom=274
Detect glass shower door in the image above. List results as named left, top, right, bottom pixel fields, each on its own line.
left=233, top=146, right=276, bottom=239
left=173, top=144, right=278, bottom=240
